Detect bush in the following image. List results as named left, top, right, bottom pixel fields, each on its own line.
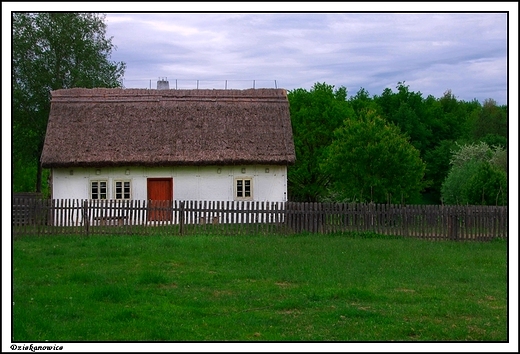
left=465, top=163, right=507, bottom=205
left=441, top=160, right=507, bottom=205
left=441, top=142, right=507, bottom=206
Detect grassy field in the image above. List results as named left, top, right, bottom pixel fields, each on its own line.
left=12, top=232, right=508, bottom=342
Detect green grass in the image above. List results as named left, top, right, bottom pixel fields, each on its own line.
left=12, top=232, right=507, bottom=341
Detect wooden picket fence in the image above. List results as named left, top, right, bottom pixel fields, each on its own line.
left=11, top=198, right=508, bottom=241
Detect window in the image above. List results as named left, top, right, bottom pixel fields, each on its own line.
left=115, top=180, right=131, bottom=200
left=91, top=181, right=107, bottom=200
left=235, top=178, right=252, bottom=200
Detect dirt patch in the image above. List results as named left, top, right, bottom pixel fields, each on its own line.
left=275, top=281, right=294, bottom=287
left=395, top=288, right=415, bottom=293
left=277, top=309, right=302, bottom=316
left=212, top=290, right=233, bottom=297
left=158, top=283, right=178, bottom=288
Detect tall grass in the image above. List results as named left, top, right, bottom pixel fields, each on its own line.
left=12, top=232, right=507, bottom=341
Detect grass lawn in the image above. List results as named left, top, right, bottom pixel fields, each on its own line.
left=12, top=232, right=508, bottom=342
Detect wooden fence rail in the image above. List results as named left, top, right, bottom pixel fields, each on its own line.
left=12, top=198, right=508, bottom=241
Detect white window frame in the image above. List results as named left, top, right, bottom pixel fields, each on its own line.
left=234, top=177, right=253, bottom=201
left=90, top=180, right=108, bottom=200
left=114, top=180, right=132, bottom=200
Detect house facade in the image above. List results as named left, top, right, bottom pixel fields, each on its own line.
left=40, top=87, right=295, bottom=209
left=50, top=165, right=288, bottom=202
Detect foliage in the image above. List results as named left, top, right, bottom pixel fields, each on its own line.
left=488, top=146, right=507, bottom=173
left=449, top=141, right=507, bottom=172
left=450, top=141, right=494, bottom=168
left=441, top=142, right=507, bottom=205
left=12, top=159, right=51, bottom=197
left=322, top=109, right=426, bottom=204
left=12, top=13, right=125, bottom=192
left=441, top=160, right=485, bottom=205
left=478, top=133, right=508, bottom=149
left=374, top=82, right=433, bottom=155
left=12, top=159, right=38, bottom=193
left=465, top=163, right=507, bottom=206
left=469, top=98, right=507, bottom=141
left=348, top=87, right=380, bottom=115
left=287, top=83, right=354, bottom=202
left=287, top=81, right=506, bottom=204
left=437, top=90, right=481, bottom=142
left=423, top=140, right=458, bottom=203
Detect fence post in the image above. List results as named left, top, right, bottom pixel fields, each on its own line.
left=179, top=201, right=185, bottom=236
left=448, top=207, right=459, bottom=241
left=286, top=201, right=292, bottom=234
left=83, top=200, right=89, bottom=236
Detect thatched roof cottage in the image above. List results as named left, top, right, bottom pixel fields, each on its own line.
left=41, top=87, right=295, bottom=212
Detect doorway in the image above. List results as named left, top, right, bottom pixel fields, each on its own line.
left=147, top=178, right=173, bottom=221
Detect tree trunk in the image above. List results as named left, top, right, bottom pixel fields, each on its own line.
left=36, top=160, right=42, bottom=193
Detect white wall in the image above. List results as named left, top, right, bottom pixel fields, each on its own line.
left=51, top=165, right=288, bottom=202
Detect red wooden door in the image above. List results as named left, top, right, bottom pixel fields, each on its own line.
left=147, top=178, right=173, bottom=221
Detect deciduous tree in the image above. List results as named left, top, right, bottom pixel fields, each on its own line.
left=287, top=83, right=353, bottom=201
left=469, top=98, right=507, bottom=141
left=12, top=13, right=125, bottom=192
left=374, top=82, right=433, bottom=155
left=423, top=139, right=458, bottom=203
left=321, top=110, right=426, bottom=204
left=440, top=142, right=507, bottom=205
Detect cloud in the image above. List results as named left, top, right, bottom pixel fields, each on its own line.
left=104, top=12, right=509, bottom=104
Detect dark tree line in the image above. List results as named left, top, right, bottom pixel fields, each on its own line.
left=287, top=82, right=507, bottom=205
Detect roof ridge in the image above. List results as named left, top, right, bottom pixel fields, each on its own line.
left=51, top=87, right=287, bottom=97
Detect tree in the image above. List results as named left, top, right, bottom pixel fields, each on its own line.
left=287, top=83, right=354, bottom=202
left=441, top=160, right=507, bottom=206
left=321, top=109, right=426, bottom=204
left=436, top=90, right=480, bottom=142
left=478, top=133, right=507, bottom=150
left=441, top=159, right=482, bottom=205
left=374, top=82, right=433, bottom=155
left=440, top=142, right=507, bottom=205
left=423, top=139, right=458, bottom=203
left=465, top=163, right=507, bottom=206
left=449, top=141, right=494, bottom=168
left=348, top=87, right=379, bottom=115
left=12, top=13, right=125, bottom=192
left=489, top=145, right=507, bottom=173
left=469, top=98, right=507, bottom=141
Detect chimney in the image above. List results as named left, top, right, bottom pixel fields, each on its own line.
left=157, top=77, right=169, bottom=90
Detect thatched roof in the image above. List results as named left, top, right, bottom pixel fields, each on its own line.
left=41, top=88, right=295, bottom=168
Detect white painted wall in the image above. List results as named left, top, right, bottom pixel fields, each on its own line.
left=51, top=165, right=288, bottom=202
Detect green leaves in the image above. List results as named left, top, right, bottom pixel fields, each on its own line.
left=322, top=110, right=426, bottom=204
left=441, top=142, right=507, bottom=205
left=465, top=163, right=507, bottom=206
left=288, top=83, right=354, bottom=202
left=12, top=13, right=126, bottom=192
left=288, top=81, right=506, bottom=205
left=470, top=99, right=507, bottom=141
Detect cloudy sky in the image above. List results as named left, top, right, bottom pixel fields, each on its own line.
left=99, top=7, right=513, bottom=105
